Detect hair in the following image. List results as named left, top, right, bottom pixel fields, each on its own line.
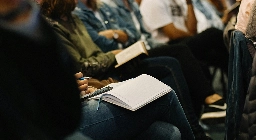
left=40, top=0, right=76, bottom=19
left=86, top=0, right=103, bottom=11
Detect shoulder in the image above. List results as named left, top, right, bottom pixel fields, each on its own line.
left=42, top=16, right=59, bottom=27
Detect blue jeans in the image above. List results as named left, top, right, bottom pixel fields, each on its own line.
left=139, top=57, right=204, bottom=138
left=225, top=30, right=253, bottom=140
left=79, top=57, right=194, bottom=140
left=79, top=90, right=189, bottom=140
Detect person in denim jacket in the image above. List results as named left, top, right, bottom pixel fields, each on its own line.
left=104, top=0, right=164, bottom=51
left=73, top=0, right=138, bottom=52
left=225, top=0, right=254, bottom=139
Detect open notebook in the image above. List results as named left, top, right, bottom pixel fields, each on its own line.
left=81, top=74, right=172, bottom=111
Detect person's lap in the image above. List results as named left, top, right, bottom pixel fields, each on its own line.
left=78, top=90, right=191, bottom=140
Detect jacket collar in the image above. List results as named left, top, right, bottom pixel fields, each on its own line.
left=77, top=0, right=92, bottom=12
left=112, top=0, right=134, bottom=10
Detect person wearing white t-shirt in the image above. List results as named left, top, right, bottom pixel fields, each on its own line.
left=140, top=0, right=229, bottom=121
left=140, top=0, right=228, bottom=74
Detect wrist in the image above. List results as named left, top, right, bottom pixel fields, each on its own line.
left=112, top=30, right=119, bottom=40
left=186, top=0, right=192, bottom=4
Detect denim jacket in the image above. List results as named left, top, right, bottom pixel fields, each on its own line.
left=226, top=30, right=253, bottom=139
left=104, top=0, right=160, bottom=49
left=73, top=0, right=138, bottom=52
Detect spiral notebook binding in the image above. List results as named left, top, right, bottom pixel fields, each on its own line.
left=80, top=86, right=113, bottom=102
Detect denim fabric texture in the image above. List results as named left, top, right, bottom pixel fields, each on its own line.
left=79, top=56, right=195, bottom=140
left=79, top=90, right=191, bottom=140
left=73, top=0, right=138, bottom=52
left=225, top=30, right=253, bottom=140
left=103, top=0, right=162, bottom=49
left=134, top=121, right=181, bottom=140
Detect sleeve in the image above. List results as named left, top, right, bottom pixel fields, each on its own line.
left=73, top=9, right=119, bottom=52
left=52, top=25, right=116, bottom=77
left=76, top=14, right=119, bottom=52
left=107, top=4, right=139, bottom=47
left=73, top=4, right=138, bottom=52
left=140, top=0, right=173, bottom=31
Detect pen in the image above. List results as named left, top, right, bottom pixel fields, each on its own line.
left=79, top=77, right=91, bottom=80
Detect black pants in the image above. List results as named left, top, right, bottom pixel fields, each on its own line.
left=169, top=27, right=229, bottom=74
left=149, top=27, right=229, bottom=115
left=148, top=43, right=214, bottom=116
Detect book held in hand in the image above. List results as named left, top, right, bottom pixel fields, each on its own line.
left=115, top=41, right=148, bottom=68
left=83, top=74, right=172, bottom=111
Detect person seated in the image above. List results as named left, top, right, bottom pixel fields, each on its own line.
left=75, top=72, right=188, bottom=140
left=140, top=0, right=229, bottom=72
left=38, top=0, right=198, bottom=139
left=0, top=0, right=88, bottom=139
left=73, top=0, right=226, bottom=130
left=0, top=1, right=190, bottom=140
left=225, top=0, right=255, bottom=139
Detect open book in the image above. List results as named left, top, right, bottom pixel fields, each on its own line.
left=83, top=74, right=172, bottom=111
left=115, top=41, right=148, bottom=68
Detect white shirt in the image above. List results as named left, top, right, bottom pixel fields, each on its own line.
left=140, top=0, right=188, bottom=43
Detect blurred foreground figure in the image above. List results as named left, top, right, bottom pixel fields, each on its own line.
left=0, top=0, right=84, bottom=139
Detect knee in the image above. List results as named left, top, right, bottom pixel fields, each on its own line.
left=158, top=56, right=180, bottom=68
left=138, top=121, right=181, bottom=140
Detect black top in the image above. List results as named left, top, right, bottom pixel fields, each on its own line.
left=0, top=15, right=81, bottom=140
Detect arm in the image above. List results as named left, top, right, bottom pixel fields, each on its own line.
left=185, top=0, right=197, bottom=35
left=140, top=0, right=196, bottom=41
left=73, top=4, right=138, bottom=51
left=53, top=25, right=117, bottom=77
left=99, top=3, right=138, bottom=47
left=161, top=1, right=197, bottom=40
left=98, top=29, right=128, bottom=43
left=161, top=23, right=194, bottom=40
left=75, top=13, right=120, bottom=52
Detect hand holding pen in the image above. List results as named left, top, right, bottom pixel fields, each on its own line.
left=74, top=72, right=97, bottom=96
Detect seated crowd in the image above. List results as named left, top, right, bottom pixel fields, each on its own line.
left=1, top=0, right=248, bottom=139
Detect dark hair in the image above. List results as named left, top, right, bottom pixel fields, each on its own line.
left=40, top=0, right=76, bottom=19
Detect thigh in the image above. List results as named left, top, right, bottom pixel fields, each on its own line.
left=78, top=90, right=190, bottom=140
left=135, top=121, right=181, bottom=140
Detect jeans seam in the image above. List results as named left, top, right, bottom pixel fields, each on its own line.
left=79, top=111, right=132, bottom=130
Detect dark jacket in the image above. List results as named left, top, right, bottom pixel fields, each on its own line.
left=238, top=51, right=256, bottom=140
left=44, top=15, right=116, bottom=78
left=0, top=16, right=81, bottom=139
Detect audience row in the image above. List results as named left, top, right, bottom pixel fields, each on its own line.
left=0, top=0, right=240, bottom=139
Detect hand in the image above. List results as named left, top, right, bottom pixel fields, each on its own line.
left=98, top=30, right=114, bottom=39
left=74, top=72, right=97, bottom=96
left=111, top=49, right=122, bottom=55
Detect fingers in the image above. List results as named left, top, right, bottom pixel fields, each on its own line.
left=87, top=86, right=97, bottom=93
left=78, top=83, right=88, bottom=91
left=75, top=72, right=97, bottom=96
left=74, top=72, right=83, bottom=79
left=80, top=86, right=97, bottom=96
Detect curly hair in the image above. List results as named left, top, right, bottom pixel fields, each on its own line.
left=40, top=0, right=76, bottom=19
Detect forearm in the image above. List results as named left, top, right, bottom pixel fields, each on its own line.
left=54, top=28, right=116, bottom=76
left=99, top=29, right=128, bottom=43
left=112, top=29, right=128, bottom=43
left=79, top=52, right=116, bottom=77
left=185, top=0, right=197, bottom=35
left=161, top=23, right=193, bottom=41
